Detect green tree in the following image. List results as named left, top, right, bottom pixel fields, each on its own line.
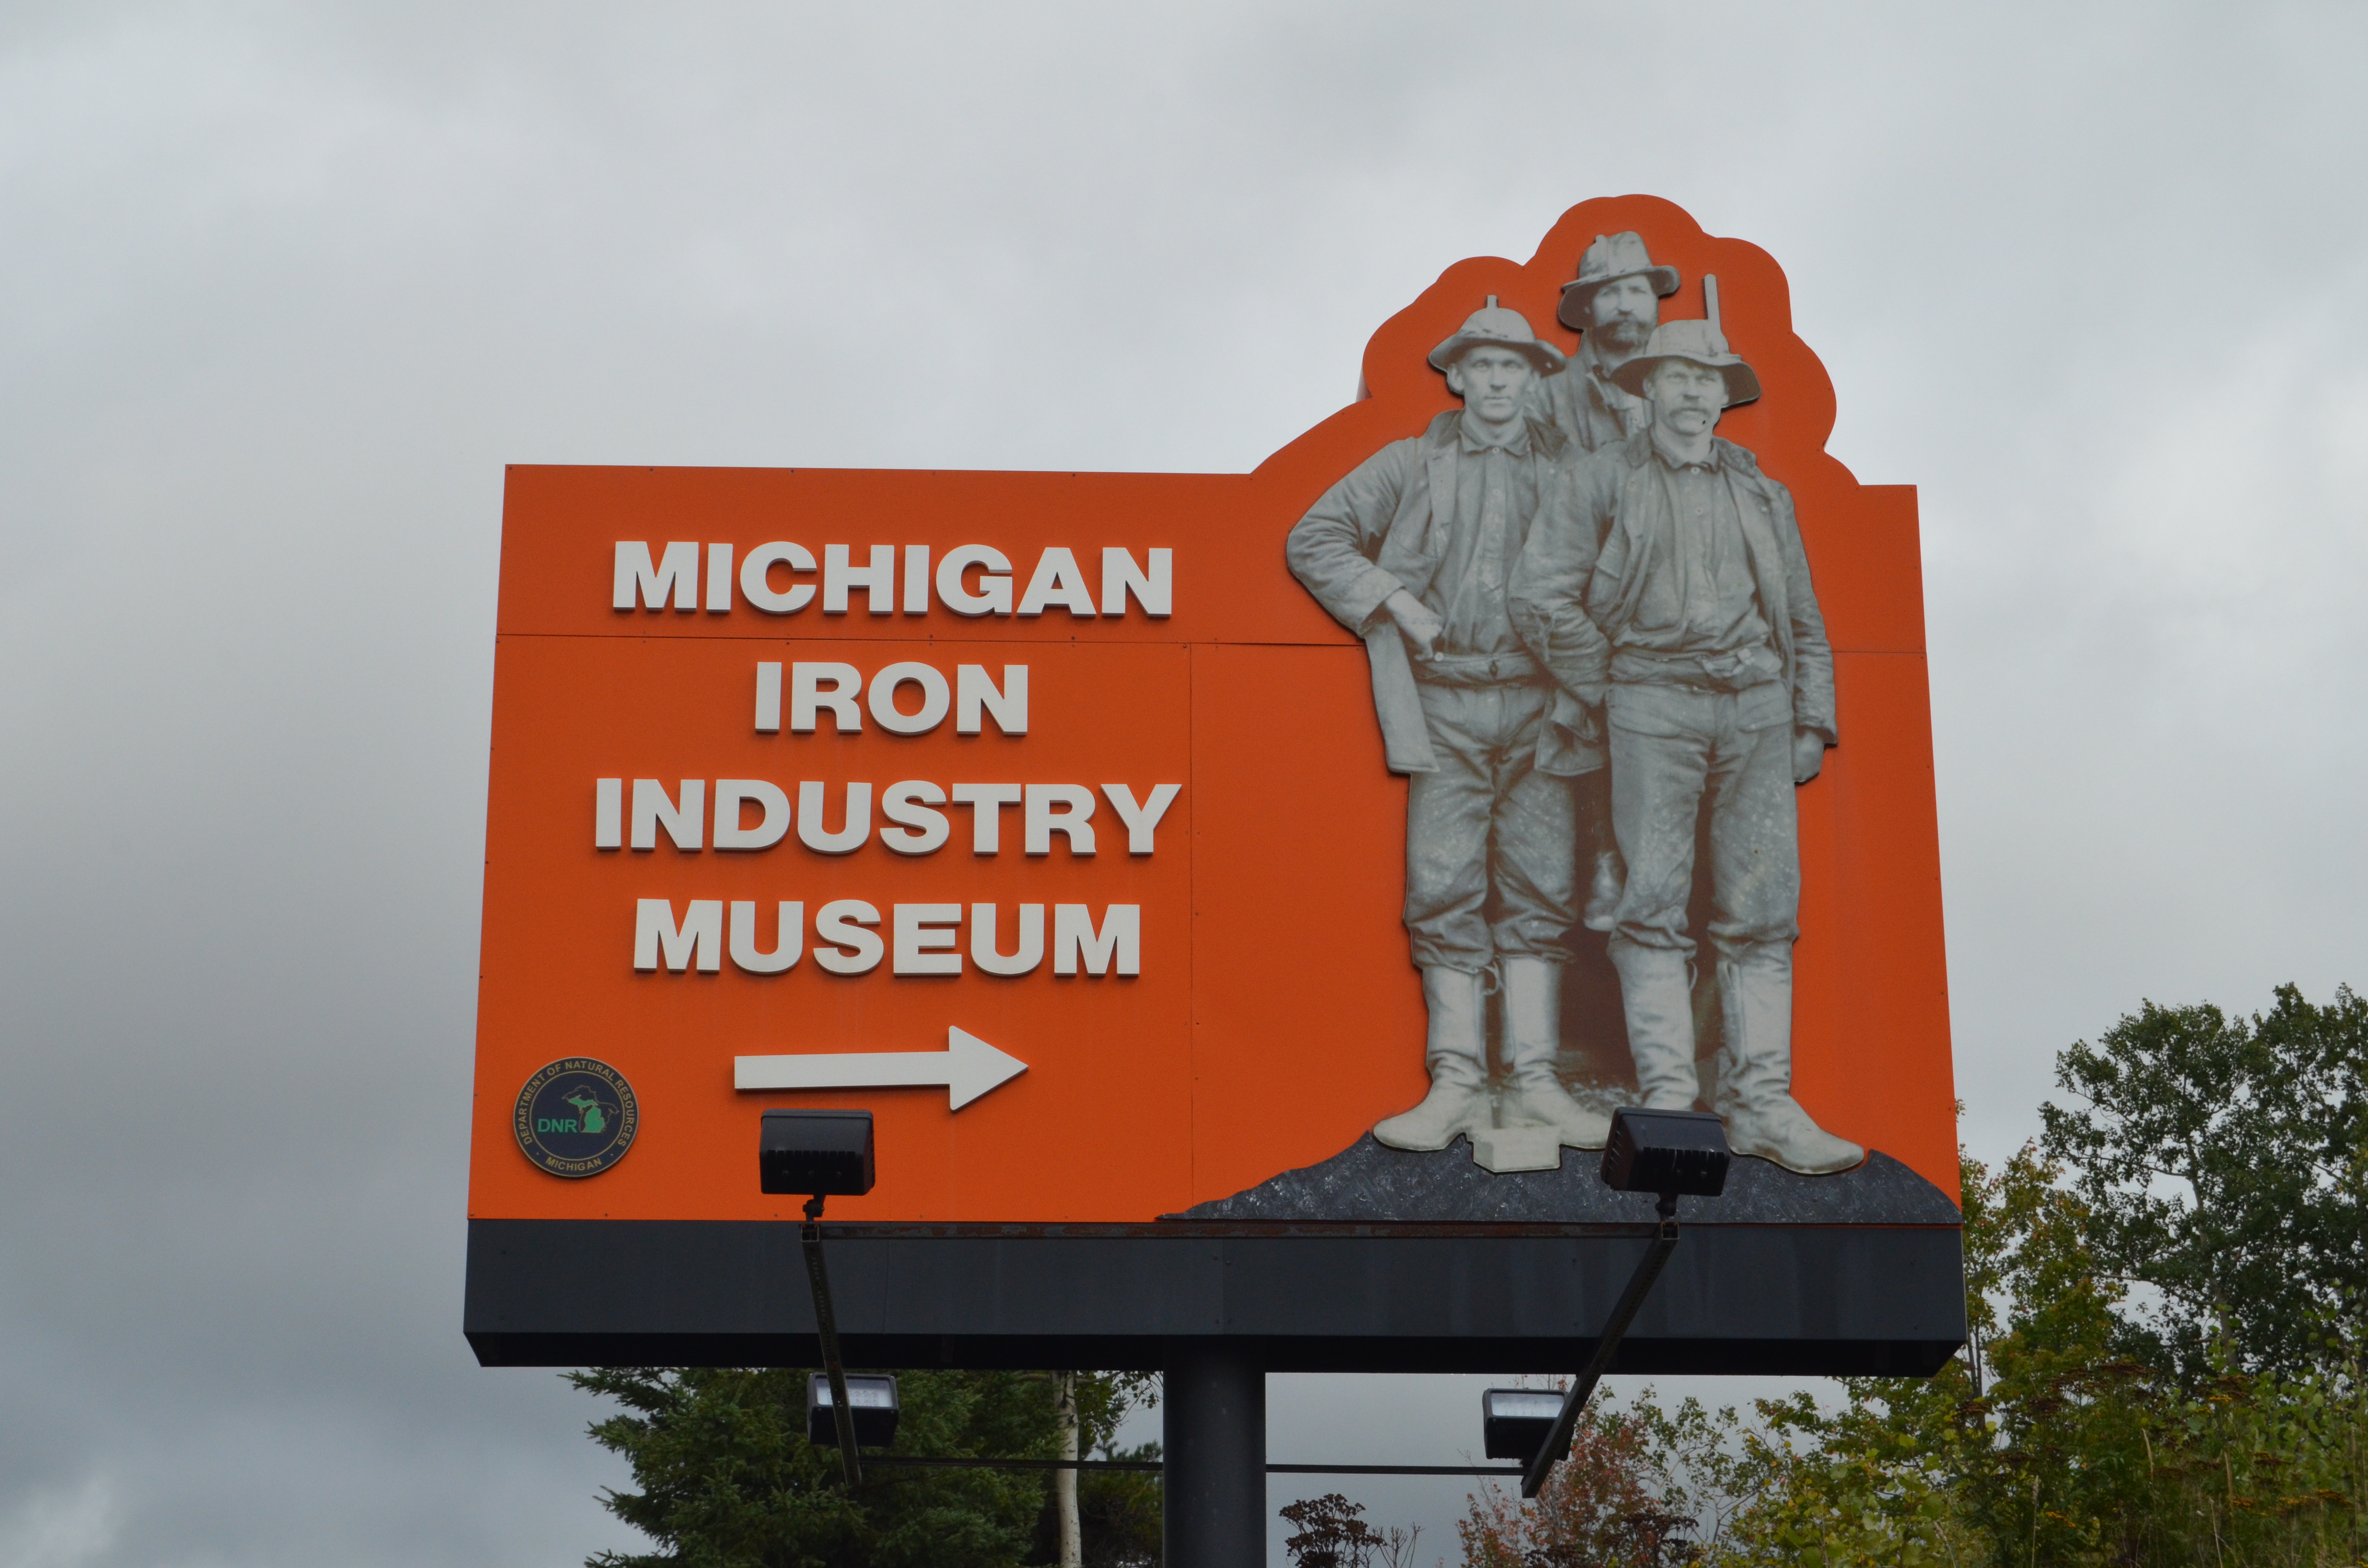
left=1475, top=985, right=2368, bottom=1567
left=1053, top=1441, right=1161, bottom=1568
left=2039, top=984, right=2368, bottom=1380
left=1697, top=1147, right=2013, bottom=1567
left=569, top=1366, right=1147, bottom=1568
left=1685, top=1140, right=2368, bottom=1567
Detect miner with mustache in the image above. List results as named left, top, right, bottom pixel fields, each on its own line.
left=1536, top=231, right=1676, bottom=455
left=1510, top=305, right=1863, bottom=1176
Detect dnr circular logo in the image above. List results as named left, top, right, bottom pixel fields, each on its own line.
left=514, top=1058, right=639, bottom=1178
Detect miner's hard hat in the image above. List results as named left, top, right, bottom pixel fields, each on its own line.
left=1426, top=297, right=1566, bottom=377
left=1608, top=318, right=1761, bottom=407
left=1556, top=232, right=1681, bottom=332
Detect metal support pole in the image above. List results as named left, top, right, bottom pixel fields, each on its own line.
left=1163, top=1339, right=1265, bottom=1568
left=1521, top=1199, right=1682, bottom=1499
left=800, top=1195, right=862, bottom=1488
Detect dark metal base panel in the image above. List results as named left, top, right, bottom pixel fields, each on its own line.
left=466, top=1220, right=1965, bottom=1376
left=1182, top=1139, right=1962, bottom=1226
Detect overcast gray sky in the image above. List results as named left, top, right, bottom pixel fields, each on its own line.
left=4, top=2, right=2365, bottom=1563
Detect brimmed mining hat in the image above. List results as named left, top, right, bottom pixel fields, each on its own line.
left=1427, top=296, right=1566, bottom=377
left=1556, top=232, right=1681, bottom=331
left=1608, top=318, right=1762, bottom=406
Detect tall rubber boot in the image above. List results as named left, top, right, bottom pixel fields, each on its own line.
left=1498, top=956, right=1610, bottom=1150
left=1714, top=951, right=1864, bottom=1175
left=1608, top=941, right=1701, bottom=1110
left=1373, top=966, right=1491, bottom=1151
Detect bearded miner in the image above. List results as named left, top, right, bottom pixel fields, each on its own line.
left=1509, top=314, right=1864, bottom=1176
left=1535, top=231, right=1676, bottom=454
left=1287, top=298, right=1611, bottom=1154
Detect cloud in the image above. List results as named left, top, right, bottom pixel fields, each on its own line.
left=0, top=0, right=2363, bottom=1560
left=0, top=1478, right=118, bottom=1568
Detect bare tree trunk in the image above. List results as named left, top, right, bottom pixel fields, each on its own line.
left=1056, top=1371, right=1081, bottom=1568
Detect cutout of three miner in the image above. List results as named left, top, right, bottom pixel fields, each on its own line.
left=1285, top=232, right=1864, bottom=1177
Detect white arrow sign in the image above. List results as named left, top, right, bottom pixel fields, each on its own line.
left=733, top=1027, right=1029, bottom=1111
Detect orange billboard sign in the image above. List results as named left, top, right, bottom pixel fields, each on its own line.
left=467, top=196, right=1956, bottom=1234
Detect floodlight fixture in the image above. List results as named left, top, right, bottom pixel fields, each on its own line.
left=1601, top=1106, right=1731, bottom=1208
left=1480, top=1388, right=1564, bottom=1462
left=760, top=1108, right=876, bottom=1198
left=807, top=1372, right=901, bottom=1448
left=1520, top=1106, right=1734, bottom=1499
left=759, top=1109, right=878, bottom=1489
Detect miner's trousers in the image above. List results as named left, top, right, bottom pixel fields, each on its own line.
left=1404, top=679, right=1577, bottom=972
left=1603, top=679, right=1800, bottom=964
